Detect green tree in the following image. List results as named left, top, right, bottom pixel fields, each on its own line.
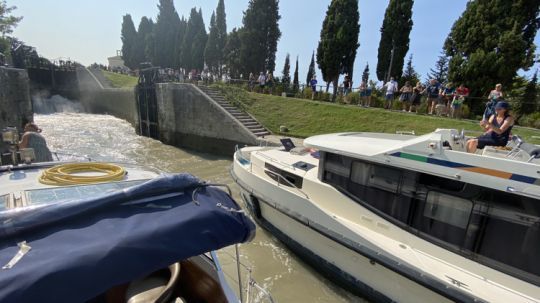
left=135, top=17, right=153, bottom=66
left=0, top=0, right=22, bottom=60
left=204, top=12, right=219, bottom=72
left=361, top=62, right=369, bottom=84
left=376, top=0, right=414, bottom=81
left=181, top=8, right=207, bottom=71
left=174, top=17, right=187, bottom=68
left=281, top=53, right=291, bottom=90
left=306, top=51, right=316, bottom=85
left=401, top=54, right=419, bottom=86
left=293, top=56, right=299, bottom=92
left=517, top=71, right=538, bottom=118
left=121, top=14, right=138, bottom=69
left=154, top=0, right=181, bottom=68
left=427, top=51, right=449, bottom=84
left=215, top=0, right=227, bottom=75
left=317, top=0, right=360, bottom=100
left=224, top=28, right=242, bottom=78
left=240, top=0, right=281, bottom=74
left=444, top=0, right=540, bottom=99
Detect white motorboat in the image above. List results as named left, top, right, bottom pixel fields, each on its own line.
left=231, top=129, right=540, bottom=303
left=0, top=157, right=274, bottom=303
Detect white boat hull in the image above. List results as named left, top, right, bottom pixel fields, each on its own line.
left=233, top=161, right=456, bottom=303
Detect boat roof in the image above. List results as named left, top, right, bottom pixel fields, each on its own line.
left=304, top=131, right=427, bottom=158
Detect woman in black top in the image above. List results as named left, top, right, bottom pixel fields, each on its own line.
left=466, top=101, right=514, bottom=153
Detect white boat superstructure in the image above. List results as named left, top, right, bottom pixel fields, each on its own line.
left=232, top=129, right=540, bottom=303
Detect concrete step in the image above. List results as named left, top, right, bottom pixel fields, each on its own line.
left=248, top=127, right=267, bottom=132
left=238, top=118, right=255, bottom=122
left=253, top=131, right=271, bottom=137
left=243, top=121, right=258, bottom=126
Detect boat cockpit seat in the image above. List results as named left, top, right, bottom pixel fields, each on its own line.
left=505, top=135, right=540, bottom=162
left=519, top=143, right=540, bottom=162
left=125, top=263, right=181, bottom=303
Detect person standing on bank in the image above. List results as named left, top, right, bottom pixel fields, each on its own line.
left=422, top=79, right=441, bottom=115
left=399, top=81, right=413, bottom=112
left=484, top=83, right=504, bottom=121
left=19, top=122, right=53, bottom=162
left=310, top=75, right=318, bottom=100
left=266, top=71, right=274, bottom=95
left=384, top=77, right=398, bottom=109
left=409, top=82, right=423, bottom=113
left=466, top=101, right=514, bottom=153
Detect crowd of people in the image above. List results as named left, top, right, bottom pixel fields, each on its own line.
left=373, top=78, right=473, bottom=119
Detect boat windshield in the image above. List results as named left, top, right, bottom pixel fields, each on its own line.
left=24, top=180, right=147, bottom=207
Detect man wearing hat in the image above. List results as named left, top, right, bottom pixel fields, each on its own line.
left=467, top=101, right=514, bottom=153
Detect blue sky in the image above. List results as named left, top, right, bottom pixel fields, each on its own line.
left=9, top=0, right=540, bottom=86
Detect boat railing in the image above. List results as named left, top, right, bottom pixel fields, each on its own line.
left=235, top=145, right=251, bottom=166
left=219, top=246, right=276, bottom=303
left=254, top=151, right=299, bottom=172
left=52, top=151, right=92, bottom=162
left=396, top=130, right=415, bottom=135
left=263, top=167, right=310, bottom=199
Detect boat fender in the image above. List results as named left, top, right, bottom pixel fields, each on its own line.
left=249, top=195, right=262, bottom=219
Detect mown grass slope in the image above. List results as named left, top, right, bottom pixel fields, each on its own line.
left=213, top=84, right=540, bottom=142
left=102, top=71, right=138, bottom=88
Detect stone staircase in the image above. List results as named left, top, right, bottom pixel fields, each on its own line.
left=199, top=86, right=271, bottom=137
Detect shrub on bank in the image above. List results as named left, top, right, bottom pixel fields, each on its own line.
left=519, top=112, right=540, bottom=128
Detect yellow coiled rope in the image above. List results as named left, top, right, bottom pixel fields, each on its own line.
left=39, top=163, right=127, bottom=186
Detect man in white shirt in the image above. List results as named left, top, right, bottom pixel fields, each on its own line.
left=384, top=77, right=398, bottom=109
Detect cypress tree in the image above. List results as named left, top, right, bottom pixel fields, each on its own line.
left=361, top=63, right=369, bottom=84
left=215, top=0, right=227, bottom=75
left=154, top=0, right=181, bottom=68
left=444, top=0, right=540, bottom=98
left=281, top=53, right=291, bottom=90
left=306, top=51, right=316, bottom=85
left=121, top=14, right=138, bottom=69
left=135, top=17, right=153, bottom=66
left=427, top=51, right=449, bottom=84
left=204, top=12, right=219, bottom=72
left=224, top=28, right=242, bottom=78
left=293, top=56, right=299, bottom=92
left=376, top=0, right=414, bottom=81
left=240, top=0, right=281, bottom=74
left=317, top=0, right=360, bottom=100
left=181, top=8, right=207, bottom=71
left=401, top=54, right=419, bottom=86
left=174, top=17, right=187, bottom=68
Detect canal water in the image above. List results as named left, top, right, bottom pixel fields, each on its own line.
left=35, top=112, right=364, bottom=303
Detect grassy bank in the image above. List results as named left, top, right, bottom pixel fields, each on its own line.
left=102, top=71, right=138, bottom=88
left=213, top=84, right=540, bottom=142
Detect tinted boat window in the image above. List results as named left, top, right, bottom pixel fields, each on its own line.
left=473, top=190, right=540, bottom=283
left=412, top=191, right=472, bottom=247
left=368, top=165, right=401, bottom=193
left=321, top=152, right=540, bottom=284
left=419, top=173, right=465, bottom=192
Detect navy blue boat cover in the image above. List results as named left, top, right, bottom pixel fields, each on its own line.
left=0, top=173, right=255, bottom=303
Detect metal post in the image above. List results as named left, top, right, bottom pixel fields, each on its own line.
left=235, top=244, right=244, bottom=303
left=386, top=44, right=395, bottom=83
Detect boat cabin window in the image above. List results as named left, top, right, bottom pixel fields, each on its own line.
left=264, top=163, right=303, bottom=189
left=24, top=180, right=147, bottom=207
left=320, top=151, right=540, bottom=285
left=0, top=194, right=8, bottom=211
